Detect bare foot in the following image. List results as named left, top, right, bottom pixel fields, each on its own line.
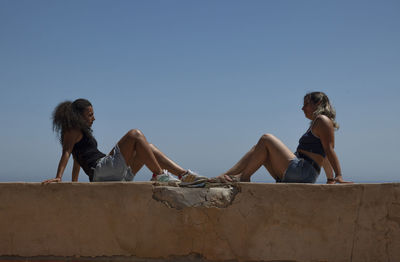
left=209, top=174, right=238, bottom=183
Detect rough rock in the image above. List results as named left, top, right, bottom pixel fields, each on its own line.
left=152, top=185, right=239, bottom=209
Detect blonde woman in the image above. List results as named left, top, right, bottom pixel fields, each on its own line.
left=216, top=92, right=351, bottom=184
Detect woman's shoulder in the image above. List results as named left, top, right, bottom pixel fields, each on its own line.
left=315, top=114, right=330, bottom=122
left=313, top=115, right=334, bottom=130
left=64, top=128, right=83, bottom=143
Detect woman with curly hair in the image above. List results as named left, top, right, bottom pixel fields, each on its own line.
left=43, top=98, right=206, bottom=184
left=215, top=92, right=351, bottom=184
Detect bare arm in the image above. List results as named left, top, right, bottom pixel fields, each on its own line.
left=72, top=157, right=80, bottom=182
left=314, top=116, right=352, bottom=184
left=322, top=158, right=335, bottom=184
left=42, top=129, right=82, bottom=184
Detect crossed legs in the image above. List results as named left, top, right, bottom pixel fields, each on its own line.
left=113, top=129, right=186, bottom=176
left=220, top=134, right=295, bottom=182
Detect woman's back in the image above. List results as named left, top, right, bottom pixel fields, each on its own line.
left=72, top=131, right=105, bottom=181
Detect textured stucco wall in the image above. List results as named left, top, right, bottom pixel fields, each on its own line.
left=0, top=182, right=399, bottom=262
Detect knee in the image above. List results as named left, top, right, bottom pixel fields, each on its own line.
left=259, top=133, right=275, bottom=144
left=127, top=129, right=144, bottom=140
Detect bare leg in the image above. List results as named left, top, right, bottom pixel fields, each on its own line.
left=126, top=151, right=145, bottom=175
left=149, top=144, right=186, bottom=176
left=113, top=132, right=186, bottom=176
left=263, top=161, right=281, bottom=181
left=115, top=129, right=163, bottom=175
left=221, top=145, right=256, bottom=177
left=221, top=134, right=295, bottom=182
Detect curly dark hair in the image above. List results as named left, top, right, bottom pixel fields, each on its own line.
left=52, top=98, right=93, bottom=143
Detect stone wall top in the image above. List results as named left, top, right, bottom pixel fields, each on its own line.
left=0, top=182, right=399, bottom=262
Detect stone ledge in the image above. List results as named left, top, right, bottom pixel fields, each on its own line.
left=0, top=253, right=214, bottom=262
left=0, top=182, right=399, bottom=262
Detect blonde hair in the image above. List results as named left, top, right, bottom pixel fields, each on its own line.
left=305, top=92, right=339, bottom=130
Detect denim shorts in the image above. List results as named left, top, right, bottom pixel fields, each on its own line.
left=276, top=157, right=319, bottom=183
left=92, top=145, right=135, bottom=182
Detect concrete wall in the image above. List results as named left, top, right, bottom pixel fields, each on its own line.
left=0, top=182, right=399, bottom=262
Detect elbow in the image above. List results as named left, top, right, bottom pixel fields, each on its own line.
left=323, top=145, right=335, bottom=156
left=324, top=147, right=337, bottom=160
left=62, top=149, right=72, bottom=157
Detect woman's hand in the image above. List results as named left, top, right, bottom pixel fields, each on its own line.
left=326, top=178, right=336, bottom=184
left=326, top=176, right=353, bottom=184
left=42, top=177, right=62, bottom=184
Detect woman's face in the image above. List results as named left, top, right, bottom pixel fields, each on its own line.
left=302, top=97, right=318, bottom=120
left=82, top=106, right=95, bottom=127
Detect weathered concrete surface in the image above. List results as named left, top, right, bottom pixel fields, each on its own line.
left=0, top=182, right=399, bottom=262
left=152, top=185, right=239, bottom=209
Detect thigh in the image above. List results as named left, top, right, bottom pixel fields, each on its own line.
left=114, top=129, right=149, bottom=171
left=112, top=130, right=142, bottom=167
left=263, top=134, right=296, bottom=177
left=115, top=132, right=135, bottom=161
left=128, top=151, right=145, bottom=175
left=108, top=134, right=144, bottom=175
left=263, top=162, right=280, bottom=181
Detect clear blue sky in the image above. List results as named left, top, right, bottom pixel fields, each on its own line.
left=1, top=0, right=399, bottom=183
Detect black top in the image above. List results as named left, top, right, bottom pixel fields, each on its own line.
left=72, top=131, right=106, bottom=181
left=296, top=127, right=326, bottom=157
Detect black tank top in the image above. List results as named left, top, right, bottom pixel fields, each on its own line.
left=72, top=131, right=106, bottom=181
left=296, top=127, right=326, bottom=157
